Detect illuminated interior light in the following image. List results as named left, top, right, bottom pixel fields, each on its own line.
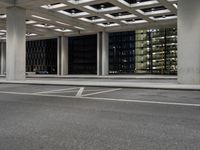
left=54, top=28, right=72, bottom=32
left=173, top=4, right=178, bottom=9
left=26, top=20, right=37, bottom=24
left=58, top=10, right=89, bottom=17
left=68, top=0, right=95, bottom=4
left=97, top=22, right=120, bottom=27
left=0, top=30, right=7, bottom=32
left=26, top=33, right=38, bottom=36
left=0, top=32, right=5, bottom=36
left=121, top=19, right=147, bottom=24
left=0, top=14, right=6, bottom=19
left=34, top=24, right=55, bottom=28
left=41, top=3, right=67, bottom=9
left=79, top=17, right=106, bottom=23
left=105, top=13, right=136, bottom=19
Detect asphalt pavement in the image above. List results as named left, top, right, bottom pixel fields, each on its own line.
left=0, top=84, right=200, bottom=150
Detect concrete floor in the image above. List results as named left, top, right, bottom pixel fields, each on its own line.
left=0, top=84, right=200, bottom=150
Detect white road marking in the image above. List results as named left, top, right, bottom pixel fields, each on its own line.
left=76, top=87, right=84, bottom=97
left=35, top=87, right=80, bottom=94
left=0, top=91, right=36, bottom=95
left=79, top=89, right=107, bottom=92
left=82, top=88, right=122, bottom=97
left=0, top=90, right=200, bottom=107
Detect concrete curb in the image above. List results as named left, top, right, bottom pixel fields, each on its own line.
left=26, top=75, right=177, bottom=80
left=0, top=80, right=200, bottom=91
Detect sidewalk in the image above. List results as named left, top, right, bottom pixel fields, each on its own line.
left=0, top=76, right=200, bottom=90
left=27, top=74, right=177, bottom=80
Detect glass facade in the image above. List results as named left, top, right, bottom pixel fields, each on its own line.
left=109, top=31, right=135, bottom=74
left=109, top=28, right=177, bottom=75
left=26, top=38, right=57, bottom=74
left=69, top=34, right=97, bottom=74
left=25, top=27, right=177, bottom=75
left=135, top=30, right=151, bottom=74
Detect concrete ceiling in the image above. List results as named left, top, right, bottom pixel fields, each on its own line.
left=0, top=0, right=177, bottom=39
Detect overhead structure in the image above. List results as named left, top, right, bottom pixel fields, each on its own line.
left=0, top=0, right=177, bottom=39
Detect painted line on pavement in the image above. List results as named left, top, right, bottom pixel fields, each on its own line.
left=0, top=91, right=200, bottom=107
left=76, top=87, right=84, bottom=97
left=82, top=88, right=122, bottom=97
left=35, top=87, right=80, bottom=94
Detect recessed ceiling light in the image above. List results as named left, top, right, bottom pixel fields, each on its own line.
left=121, top=19, right=147, bottom=24
left=54, top=28, right=72, bottom=32
left=97, top=22, right=120, bottom=27
left=41, top=3, right=67, bottom=9
left=26, top=33, right=38, bottom=36
left=58, top=10, right=89, bottom=17
left=100, top=5, right=105, bottom=10
left=0, top=14, right=6, bottom=19
left=79, top=17, right=106, bottom=23
left=173, top=4, right=178, bottom=9
left=68, top=0, right=95, bottom=4
left=0, top=30, right=7, bottom=33
left=26, top=20, right=37, bottom=24
left=34, top=24, right=55, bottom=28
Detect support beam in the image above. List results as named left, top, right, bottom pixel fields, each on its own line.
left=58, top=36, right=69, bottom=75
left=0, top=42, right=6, bottom=75
left=178, top=0, right=200, bottom=84
left=97, top=32, right=102, bottom=76
left=102, top=32, right=109, bottom=76
left=6, top=7, right=26, bottom=80
left=57, top=37, right=61, bottom=75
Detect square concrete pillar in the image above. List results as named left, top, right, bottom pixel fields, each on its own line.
left=97, top=32, right=109, bottom=76
left=178, top=0, right=200, bottom=84
left=0, top=42, right=6, bottom=75
left=6, top=7, right=26, bottom=80
left=97, top=32, right=102, bottom=76
left=57, top=36, right=69, bottom=75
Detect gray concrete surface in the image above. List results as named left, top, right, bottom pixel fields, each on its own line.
left=0, top=84, right=200, bottom=150
left=1, top=78, right=200, bottom=90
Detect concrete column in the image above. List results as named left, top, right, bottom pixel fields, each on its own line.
left=6, top=7, right=26, bottom=80
left=102, top=32, right=109, bottom=76
left=178, top=0, right=200, bottom=84
left=57, top=37, right=61, bottom=75
left=0, top=42, right=6, bottom=75
left=97, top=32, right=102, bottom=76
left=60, top=36, right=69, bottom=75
left=0, top=43, right=2, bottom=75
